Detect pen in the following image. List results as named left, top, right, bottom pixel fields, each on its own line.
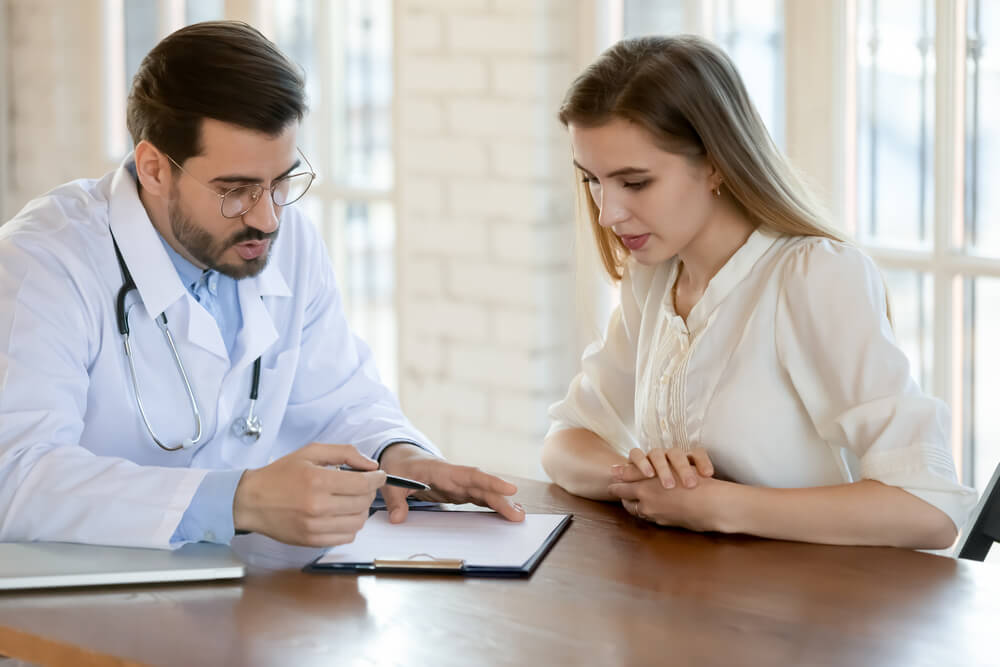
left=339, top=466, right=430, bottom=491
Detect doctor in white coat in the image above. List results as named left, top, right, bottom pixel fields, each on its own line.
left=0, top=21, right=524, bottom=550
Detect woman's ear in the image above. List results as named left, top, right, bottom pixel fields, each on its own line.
left=705, top=158, right=724, bottom=193
left=133, top=140, right=171, bottom=198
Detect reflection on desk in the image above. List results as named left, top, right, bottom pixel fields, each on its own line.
left=2, top=478, right=1000, bottom=667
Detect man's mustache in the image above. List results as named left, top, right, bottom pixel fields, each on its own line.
left=229, top=227, right=277, bottom=245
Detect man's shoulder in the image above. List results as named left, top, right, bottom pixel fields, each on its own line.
left=1, top=176, right=111, bottom=249
left=0, top=176, right=113, bottom=284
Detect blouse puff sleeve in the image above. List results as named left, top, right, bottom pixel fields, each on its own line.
left=547, top=260, right=651, bottom=457
left=775, top=238, right=976, bottom=531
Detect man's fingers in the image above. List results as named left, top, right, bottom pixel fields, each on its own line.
left=301, top=442, right=378, bottom=471
left=381, top=486, right=412, bottom=524
left=475, top=492, right=525, bottom=522
left=301, top=511, right=370, bottom=537
left=311, top=467, right=386, bottom=495
left=444, top=466, right=517, bottom=496
left=302, top=492, right=373, bottom=518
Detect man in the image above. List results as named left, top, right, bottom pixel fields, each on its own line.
left=0, top=21, right=523, bottom=549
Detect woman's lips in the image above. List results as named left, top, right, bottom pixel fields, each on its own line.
left=620, top=234, right=650, bottom=250
left=234, top=239, right=270, bottom=261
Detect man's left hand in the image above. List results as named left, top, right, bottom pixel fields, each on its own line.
left=378, top=444, right=525, bottom=524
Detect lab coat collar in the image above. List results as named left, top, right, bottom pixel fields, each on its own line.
left=109, top=156, right=294, bottom=365
left=227, top=243, right=293, bottom=370
left=107, top=155, right=187, bottom=322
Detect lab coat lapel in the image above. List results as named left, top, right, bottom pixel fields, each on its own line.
left=232, top=256, right=293, bottom=371
left=108, top=156, right=230, bottom=361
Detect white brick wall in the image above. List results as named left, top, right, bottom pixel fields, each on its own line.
left=396, top=0, right=582, bottom=480
left=4, top=0, right=109, bottom=219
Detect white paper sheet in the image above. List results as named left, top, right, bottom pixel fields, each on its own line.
left=315, top=511, right=569, bottom=568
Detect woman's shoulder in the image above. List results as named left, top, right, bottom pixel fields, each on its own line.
left=770, top=234, right=879, bottom=283
left=766, top=233, right=885, bottom=311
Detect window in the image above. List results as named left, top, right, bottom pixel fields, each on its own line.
left=617, top=0, right=999, bottom=493
left=846, top=0, right=1000, bottom=493
left=263, top=0, right=396, bottom=391
left=622, top=0, right=786, bottom=148
left=963, top=0, right=1000, bottom=490
left=104, top=0, right=398, bottom=391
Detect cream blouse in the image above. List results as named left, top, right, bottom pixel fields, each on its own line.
left=548, top=229, right=976, bottom=530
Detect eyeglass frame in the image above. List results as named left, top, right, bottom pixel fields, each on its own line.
left=163, top=148, right=317, bottom=219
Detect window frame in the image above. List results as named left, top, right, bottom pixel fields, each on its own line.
left=609, top=0, right=989, bottom=486
left=98, top=0, right=399, bottom=389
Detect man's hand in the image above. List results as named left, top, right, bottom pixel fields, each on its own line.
left=378, top=444, right=525, bottom=524
left=232, top=443, right=386, bottom=547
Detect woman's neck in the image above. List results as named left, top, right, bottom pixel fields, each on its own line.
left=675, top=204, right=756, bottom=294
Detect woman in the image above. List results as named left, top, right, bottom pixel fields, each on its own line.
left=542, top=35, right=974, bottom=549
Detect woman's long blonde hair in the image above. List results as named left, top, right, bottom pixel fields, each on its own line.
left=558, top=35, right=848, bottom=283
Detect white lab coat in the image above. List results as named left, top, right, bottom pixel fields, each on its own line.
left=0, top=159, right=435, bottom=548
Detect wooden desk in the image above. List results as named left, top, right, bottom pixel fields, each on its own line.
left=1, top=478, right=998, bottom=666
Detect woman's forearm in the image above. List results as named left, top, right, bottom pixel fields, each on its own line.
left=541, top=428, right=628, bottom=500
left=714, top=479, right=958, bottom=550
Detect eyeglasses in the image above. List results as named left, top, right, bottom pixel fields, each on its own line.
left=164, top=149, right=316, bottom=219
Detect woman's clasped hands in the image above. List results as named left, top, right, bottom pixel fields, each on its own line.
left=607, top=447, right=724, bottom=532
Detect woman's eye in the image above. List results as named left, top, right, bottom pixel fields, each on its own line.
left=623, top=180, right=649, bottom=190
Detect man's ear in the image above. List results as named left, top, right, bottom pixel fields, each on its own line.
left=133, top=140, right=172, bottom=198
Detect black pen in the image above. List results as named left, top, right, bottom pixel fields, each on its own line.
left=339, top=466, right=430, bottom=491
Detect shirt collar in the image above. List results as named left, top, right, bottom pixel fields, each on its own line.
left=110, top=155, right=293, bottom=315
left=249, top=251, right=293, bottom=298
left=159, top=234, right=208, bottom=295
left=673, top=226, right=781, bottom=334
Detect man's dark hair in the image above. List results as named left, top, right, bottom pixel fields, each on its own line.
left=126, top=21, right=307, bottom=165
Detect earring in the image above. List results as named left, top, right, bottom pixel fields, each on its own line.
left=714, top=185, right=722, bottom=197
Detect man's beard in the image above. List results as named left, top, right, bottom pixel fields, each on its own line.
left=167, top=192, right=278, bottom=280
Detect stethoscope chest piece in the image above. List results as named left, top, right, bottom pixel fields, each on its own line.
left=231, top=357, right=263, bottom=443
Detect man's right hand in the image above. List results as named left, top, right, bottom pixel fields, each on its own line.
left=232, top=443, right=386, bottom=547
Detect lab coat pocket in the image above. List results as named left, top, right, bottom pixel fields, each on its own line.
left=234, top=347, right=300, bottom=467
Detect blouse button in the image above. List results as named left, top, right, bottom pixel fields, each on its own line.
left=659, top=375, right=668, bottom=385
left=660, top=417, right=668, bottom=430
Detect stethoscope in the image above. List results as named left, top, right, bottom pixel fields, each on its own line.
left=111, top=233, right=263, bottom=451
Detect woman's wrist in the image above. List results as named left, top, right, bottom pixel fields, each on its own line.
left=704, top=479, right=747, bottom=534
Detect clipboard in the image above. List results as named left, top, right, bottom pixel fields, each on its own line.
left=304, top=510, right=572, bottom=578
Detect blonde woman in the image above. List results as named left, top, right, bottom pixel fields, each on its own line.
left=542, top=35, right=974, bottom=549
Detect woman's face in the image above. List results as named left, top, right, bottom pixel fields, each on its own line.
left=568, top=117, right=719, bottom=266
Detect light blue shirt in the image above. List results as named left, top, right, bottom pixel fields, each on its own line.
left=0, top=157, right=443, bottom=548
left=163, top=237, right=430, bottom=545
left=162, top=238, right=245, bottom=545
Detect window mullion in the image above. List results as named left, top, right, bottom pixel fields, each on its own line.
left=932, top=0, right=966, bottom=476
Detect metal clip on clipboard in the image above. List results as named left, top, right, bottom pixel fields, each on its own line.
left=373, top=553, right=465, bottom=571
